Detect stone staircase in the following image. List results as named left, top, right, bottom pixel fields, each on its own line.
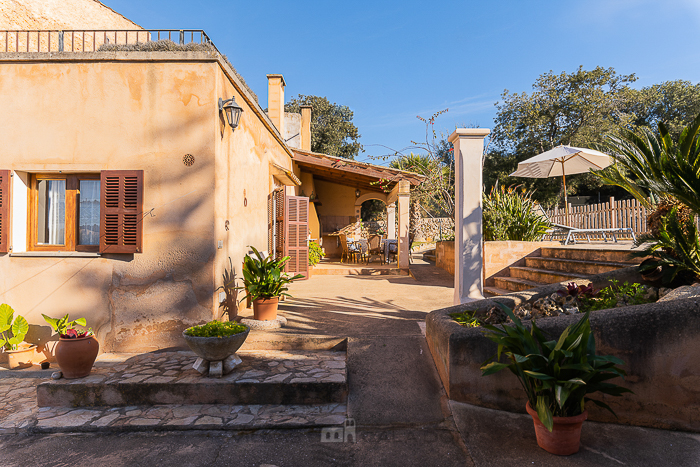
left=483, top=247, right=641, bottom=296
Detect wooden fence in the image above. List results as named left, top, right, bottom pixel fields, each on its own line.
left=545, top=197, right=648, bottom=240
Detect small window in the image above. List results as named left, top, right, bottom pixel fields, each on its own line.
left=29, top=174, right=100, bottom=252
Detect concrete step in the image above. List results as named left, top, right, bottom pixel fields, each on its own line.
left=37, top=349, right=347, bottom=408
left=525, top=257, right=632, bottom=275
left=423, top=253, right=436, bottom=262
left=509, top=266, right=589, bottom=284
left=493, top=276, right=547, bottom=292
left=541, top=247, right=640, bottom=264
left=483, top=286, right=512, bottom=297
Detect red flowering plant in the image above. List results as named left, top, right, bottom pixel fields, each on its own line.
left=558, top=282, right=596, bottom=300
left=42, top=314, right=94, bottom=339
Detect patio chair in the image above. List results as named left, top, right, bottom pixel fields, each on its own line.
left=366, top=235, right=385, bottom=264
left=355, top=238, right=369, bottom=264
left=535, top=204, right=637, bottom=245
left=339, top=233, right=360, bottom=263
left=386, top=240, right=398, bottom=264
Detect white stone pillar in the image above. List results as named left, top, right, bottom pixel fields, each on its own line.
left=449, top=128, right=490, bottom=305
left=397, top=180, right=411, bottom=269
left=386, top=203, right=396, bottom=239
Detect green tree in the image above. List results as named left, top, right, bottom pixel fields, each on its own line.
left=627, top=80, right=700, bottom=139
left=487, top=66, right=638, bottom=205
left=285, top=95, right=362, bottom=160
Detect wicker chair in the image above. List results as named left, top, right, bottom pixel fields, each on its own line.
left=366, top=235, right=385, bottom=264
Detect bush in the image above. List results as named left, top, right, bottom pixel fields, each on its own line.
left=483, top=184, right=551, bottom=241
left=309, top=240, right=324, bottom=266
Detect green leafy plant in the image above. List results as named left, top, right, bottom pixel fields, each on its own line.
left=184, top=321, right=247, bottom=338
left=481, top=304, right=632, bottom=432
left=239, top=246, right=304, bottom=301
left=483, top=184, right=551, bottom=241
left=578, top=280, right=655, bottom=312
left=450, top=310, right=481, bottom=328
left=634, top=208, right=700, bottom=285
left=42, top=314, right=92, bottom=339
left=0, top=304, right=29, bottom=351
left=308, top=240, right=325, bottom=266
left=216, top=258, right=239, bottom=321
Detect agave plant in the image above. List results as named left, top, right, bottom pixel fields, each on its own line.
left=481, top=304, right=631, bottom=432
left=239, top=246, right=303, bottom=301
left=483, top=183, right=551, bottom=241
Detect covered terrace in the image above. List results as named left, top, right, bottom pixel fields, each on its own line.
left=291, top=149, right=424, bottom=270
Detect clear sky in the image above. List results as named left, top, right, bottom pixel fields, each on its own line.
left=107, top=0, right=700, bottom=164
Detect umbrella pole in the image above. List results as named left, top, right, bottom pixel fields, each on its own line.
left=561, top=162, right=569, bottom=224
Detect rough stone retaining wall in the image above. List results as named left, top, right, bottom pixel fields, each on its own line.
left=426, top=267, right=700, bottom=432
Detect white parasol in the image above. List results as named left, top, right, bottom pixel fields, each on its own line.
left=509, top=145, right=612, bottom=218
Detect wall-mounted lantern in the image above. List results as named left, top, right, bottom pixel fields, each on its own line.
left=355, top=188, right=361, bottom=198
left=219, top=96, right=244, bottom=131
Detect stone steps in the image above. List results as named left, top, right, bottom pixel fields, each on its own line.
left=37, top=349, right=347, bottom=408
left=487, top=246, right=641, bottom=296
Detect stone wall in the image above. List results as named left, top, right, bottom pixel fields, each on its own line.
left=434, top=240, right=560, bottom=281
left=426, top=267, right=700, bottom=432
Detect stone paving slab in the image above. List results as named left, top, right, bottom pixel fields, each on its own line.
left=37, top=349, right=347, bottom=407
left=0, top=375, right=347, bottom=435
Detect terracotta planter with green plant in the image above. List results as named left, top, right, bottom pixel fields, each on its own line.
left=42, top=314, right=98, bottom=378
left=480, top=304, right=632, bottom=456
left=240, top=246, right=303, bottom=321
left=1, top=304, right=33, bottom=369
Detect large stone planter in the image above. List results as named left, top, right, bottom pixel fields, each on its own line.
left=182, top=326, right=249, bottom=378
left=426, top=266, right=700, bottom=433
left=182, top=326, right=250, bottom=361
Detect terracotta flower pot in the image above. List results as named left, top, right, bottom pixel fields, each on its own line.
left=252, top=297, right=279, bottom=321
left=526, top=401, right=587, bottom=456
left=7, top=344, right=37, bottom=369
left=55, top=335, right=99, bottom=379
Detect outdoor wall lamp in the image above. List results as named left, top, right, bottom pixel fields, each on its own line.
left=355, top=188, right=361, bottom=198
left=219, top=96, right=244, bottom=131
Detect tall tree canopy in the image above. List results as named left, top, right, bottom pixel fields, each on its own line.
left=285, top=95, right=362, bottom=160
left=485, top=67, right=700, bottom=205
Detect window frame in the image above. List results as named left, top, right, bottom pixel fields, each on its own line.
left=28, top=173, right=100, bottom=253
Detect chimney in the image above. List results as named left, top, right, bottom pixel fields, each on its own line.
left=300, top=105, right=312, bottom=151
left=266, top=74, right=286, bottom=136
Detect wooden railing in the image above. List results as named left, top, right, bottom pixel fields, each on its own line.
left=545, top=197, right=648, bottom=240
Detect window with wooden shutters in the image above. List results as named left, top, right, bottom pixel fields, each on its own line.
left=100, top=170, right=143, bottom=254
left=284, top=195, right=309, bottom=280
left=274, top=189, right=285, bottom=260
left=0, top=170, right=10, bottom=253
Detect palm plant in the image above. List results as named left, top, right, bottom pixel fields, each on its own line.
left=482, top=183, right=551, bottom=241
left=481, top=304, right=631, bottom=431
left=595, top=112, right=700, bottom=212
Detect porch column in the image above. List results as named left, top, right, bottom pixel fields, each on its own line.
left=397, top=180, right=410, bottom=269
left=386, top=203, right=396, bottom=239
left=449, top=128, right=490, bottom=305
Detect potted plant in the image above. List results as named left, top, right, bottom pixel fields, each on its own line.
left=182, top=320, right=249, bottom=362
left=480, top=304, right=631, bottom=456
left=0, top=304, right=33, bottom=369
left=240, top=246, right=303, bottom=321
left=42, top=314, right=98, bottom=379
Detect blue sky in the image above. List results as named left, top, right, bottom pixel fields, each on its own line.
left=107, top=0, right=700, bottom=164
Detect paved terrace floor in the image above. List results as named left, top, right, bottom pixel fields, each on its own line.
left=2, top=257, right=699, bottom=466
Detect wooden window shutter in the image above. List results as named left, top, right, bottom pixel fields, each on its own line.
left=0, top=170, right=10, bottom=253
left=284, top=195, right=309, bottom=280
left=100, top=170, right=143, bottom=254
left=274, top=189, right=285, bottom=260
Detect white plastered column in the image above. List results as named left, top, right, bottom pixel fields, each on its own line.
left=386, top=203, right=396, bottom=239
left=449, top=128, right=490, bottom=305
left=397, top=180, right=410, bottom=269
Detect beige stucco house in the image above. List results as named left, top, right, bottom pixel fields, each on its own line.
left=0, top=2, right=422, bottom=357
